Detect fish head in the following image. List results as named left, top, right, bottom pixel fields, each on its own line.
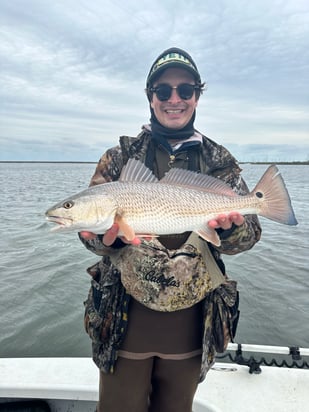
left=45, top=188, right=117, bottom=233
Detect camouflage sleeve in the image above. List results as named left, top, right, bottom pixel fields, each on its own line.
left=89, top=145, right=124, bottom=186
left=217, top=214, right=262, bottom=255
left=79, top=233, right=126, bottom=256
left=79, top=233, right=109, bottom=256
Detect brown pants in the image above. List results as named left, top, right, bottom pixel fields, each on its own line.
left=97, top=355, right=202, bottom=412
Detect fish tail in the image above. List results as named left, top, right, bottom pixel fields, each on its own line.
left=252, top=165, right=298, bottom=225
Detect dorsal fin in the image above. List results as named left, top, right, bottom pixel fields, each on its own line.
left=161, top=168, right=237, bottom=196
left=119, top=158, right=237, bottom=197
left=119, top=158, right=158, bottom=183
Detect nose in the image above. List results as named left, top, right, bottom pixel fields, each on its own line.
left=168, top=87, right=182, bottom=103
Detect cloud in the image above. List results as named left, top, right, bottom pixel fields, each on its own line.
left=0, top=0, right=308, bottom=161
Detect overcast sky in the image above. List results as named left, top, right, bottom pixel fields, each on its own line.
left=1, top=0, right=308, bottom=162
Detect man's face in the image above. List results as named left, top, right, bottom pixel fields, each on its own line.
left=150, top=68, right=199, bottom=130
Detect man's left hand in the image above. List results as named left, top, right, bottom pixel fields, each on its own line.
left=208, top=212, right=245, bottom=230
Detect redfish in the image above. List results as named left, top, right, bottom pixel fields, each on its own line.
left=45, top=159, right=298, bottom=246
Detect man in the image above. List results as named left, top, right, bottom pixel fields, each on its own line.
left=80, top=47, right=261, bottom=412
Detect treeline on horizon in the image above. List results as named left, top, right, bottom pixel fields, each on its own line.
left=1, top=160, right=309, bottom=165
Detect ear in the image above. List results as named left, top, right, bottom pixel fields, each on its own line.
left=145, top=88, right=153, bottom=103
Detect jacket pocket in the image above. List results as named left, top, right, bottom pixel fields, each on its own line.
left=84, top=259, right=128, bottom=344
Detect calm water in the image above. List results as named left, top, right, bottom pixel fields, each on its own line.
left=0, top=162, right=308, bottom=358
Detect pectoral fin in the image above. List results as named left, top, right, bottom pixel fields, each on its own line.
left=195, top=225, right=221, bottom=247
left=114, top=215, right=136, bottom=241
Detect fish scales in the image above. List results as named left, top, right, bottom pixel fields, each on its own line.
left=102, top=181, right=258, bottom=235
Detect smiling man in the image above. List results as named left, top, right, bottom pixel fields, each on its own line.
left=80, top=47, right=261, bottom=412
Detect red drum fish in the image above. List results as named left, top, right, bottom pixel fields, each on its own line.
left=45, top=159, right=298, bottom=246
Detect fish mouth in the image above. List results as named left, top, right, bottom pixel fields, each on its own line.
left=46, top=215, right=73, bottom=231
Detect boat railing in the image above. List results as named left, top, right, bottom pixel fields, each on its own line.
left=217, top=343, right=309, bottom=374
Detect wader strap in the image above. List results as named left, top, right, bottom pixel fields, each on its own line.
left=187, top=233, right=226, bottom=289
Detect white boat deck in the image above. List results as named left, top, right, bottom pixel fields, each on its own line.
left=0, top=356, right=308, bottom=412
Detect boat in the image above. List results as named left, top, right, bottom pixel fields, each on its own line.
left=0, top=343, right=308, bottom=412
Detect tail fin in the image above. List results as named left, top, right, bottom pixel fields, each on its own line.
left=252, top=165, right=298, bottom=225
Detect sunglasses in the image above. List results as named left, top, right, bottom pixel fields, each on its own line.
left=149, top=83, right=201, bottom=101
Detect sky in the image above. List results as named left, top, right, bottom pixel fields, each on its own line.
left=1, top=0, right=308, bottom=162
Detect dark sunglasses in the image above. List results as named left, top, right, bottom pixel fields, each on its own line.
left=149, top=83, right=201, bottom=101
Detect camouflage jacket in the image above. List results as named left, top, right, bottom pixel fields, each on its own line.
left=81, top=126, right=261, bottom=381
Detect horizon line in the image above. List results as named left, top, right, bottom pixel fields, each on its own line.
left=1, top=160, right=308, bottom=165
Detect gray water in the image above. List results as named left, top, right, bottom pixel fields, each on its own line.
left=0, top=162, right=308, bottom=358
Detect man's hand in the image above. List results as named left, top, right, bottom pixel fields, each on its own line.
left=79, top=223, right=142, bottom=246
left=208, top=212, right=244, bottom=230
left=102, top=223, right=142, bottom=246
left=79, top=231, right=97, bottom=240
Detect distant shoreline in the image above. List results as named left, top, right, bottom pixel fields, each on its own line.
left=1, top=160, right=308, bottom=165
left=0, top=161, right=97, bottom=164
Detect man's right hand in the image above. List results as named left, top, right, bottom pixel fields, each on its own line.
left=79, top=223, right=142, bottom=246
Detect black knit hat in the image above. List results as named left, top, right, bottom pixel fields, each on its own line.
left=146, top=47, right=202, bottom=88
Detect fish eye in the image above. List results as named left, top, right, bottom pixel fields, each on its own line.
left=255, top=191, right=263, bottom=199
left=63, top=200, right=74, bottom=209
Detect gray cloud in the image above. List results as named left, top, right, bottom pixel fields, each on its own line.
left=1, top=0, right=308, bottom=161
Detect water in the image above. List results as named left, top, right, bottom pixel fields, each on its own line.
left=0, top=162, right=308, bottom=358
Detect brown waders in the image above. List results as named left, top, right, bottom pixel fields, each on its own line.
left=96, top=299, right=203, bottom=412
left=97, top=354, right=202, bottom=412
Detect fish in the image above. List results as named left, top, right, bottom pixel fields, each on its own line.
left=45, top=159, right=298, bottom=246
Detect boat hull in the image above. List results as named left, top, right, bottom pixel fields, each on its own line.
left=0, top=355, right=308, bottom=412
